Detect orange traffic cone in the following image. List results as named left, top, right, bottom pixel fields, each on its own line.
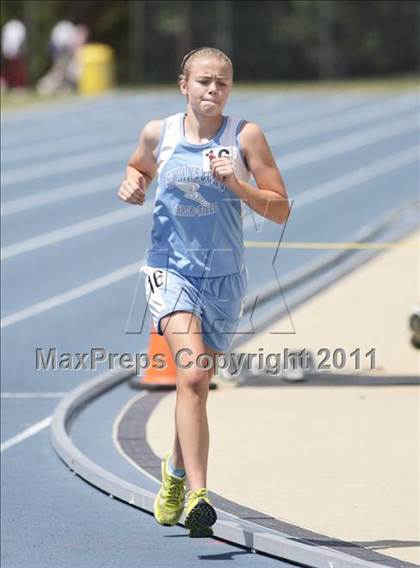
left=130, top=326, right=177, bottom=390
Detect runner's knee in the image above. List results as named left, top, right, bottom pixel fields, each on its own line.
left=179, top=366, right=210, bottom=391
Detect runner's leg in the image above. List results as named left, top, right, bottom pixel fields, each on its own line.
left=172, top=344, right=218, bottom=476
left=160, top=311, right=215, bottom=490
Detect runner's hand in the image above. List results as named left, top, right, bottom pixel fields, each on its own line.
left=210, top=156, right=237, bottom=187
left=118, top=174, right=146, bottom=205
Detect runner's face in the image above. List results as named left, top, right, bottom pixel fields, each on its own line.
left=181, top=57, right=232, bottom=116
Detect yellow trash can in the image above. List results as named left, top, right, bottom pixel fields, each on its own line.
left=77, top=44, right=114, bottom=95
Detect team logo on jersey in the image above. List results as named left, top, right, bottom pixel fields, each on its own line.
left=173, top=181, right=216, bottom=216
left=174, top=181, right=211, bottom=206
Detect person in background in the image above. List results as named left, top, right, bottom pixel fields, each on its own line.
left=36, top=21, right=89, bottom=96
left=1, top=19, right=28, bottom=93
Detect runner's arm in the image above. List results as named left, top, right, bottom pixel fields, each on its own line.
left=118, top=120, right=161, bottom=205
left=235, top=122, right=290, bottom=224
left=126, top=120, right=161, bottom=187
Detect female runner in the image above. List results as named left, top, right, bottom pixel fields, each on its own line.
left=118, top=47, right=289, bottom=537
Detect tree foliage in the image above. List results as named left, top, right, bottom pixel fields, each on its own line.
left=1, top=0, right=418, bottom=83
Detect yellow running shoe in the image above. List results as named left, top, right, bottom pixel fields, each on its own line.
left=154, top=450, right=186, bottom=526
left=184, top=488, right=217, bottom=537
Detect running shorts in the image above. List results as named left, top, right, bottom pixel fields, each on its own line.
left=141, top=265, right=247, bottom=352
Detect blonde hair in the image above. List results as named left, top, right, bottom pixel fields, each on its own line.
left=179, top=47, right=233, bottom=81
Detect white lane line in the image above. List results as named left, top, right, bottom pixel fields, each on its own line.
left=1, top=114, right=417, bottom=262
left=2, top=143, right=134, bottom=186
left=1, top=93, right=351, bottom=154
left=268, top=93, right=417, bottom=144
left=1, top=94, right=125, bottom=126
left=1, top=203, right=152, bottom=261
left=1, top=173, right=122, bottom=216
left=293, top=146, right=419, bottom=208
left=2, top=97, right=410, bottom=217
left=254, top=93, right=366, bottom=128
left=1, top=416, right=52, bottom=452
left=0, top=95, right=386, bottom=187
left=0, top=259, right=143, bottom=329
left=2, top=109, right=157, bottom=152
left=1, top=145, right=416, bottom=330
left=1, top=94, right=164, bottom=140
left=3, top=133, right=134, bottom=166
left=279, top=116, right=418, bottom=170
left=1, top=392, right=66, bottom=398
left=2, top=98, right=275, bottom=160
left=0, top=102, right=369, bottom=217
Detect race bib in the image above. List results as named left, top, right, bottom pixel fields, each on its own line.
left=202, top=146, right=235, bottom=172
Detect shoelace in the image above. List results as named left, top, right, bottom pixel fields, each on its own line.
left=188, top=488, right=208, bottom=501
left=163, top=478, right=185, bottom=507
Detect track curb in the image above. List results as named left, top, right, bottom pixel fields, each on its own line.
left=51, top=369, right=397, bottom=568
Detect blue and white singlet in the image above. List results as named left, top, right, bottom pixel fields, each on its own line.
left=146, top=112, right=251, bottom=277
